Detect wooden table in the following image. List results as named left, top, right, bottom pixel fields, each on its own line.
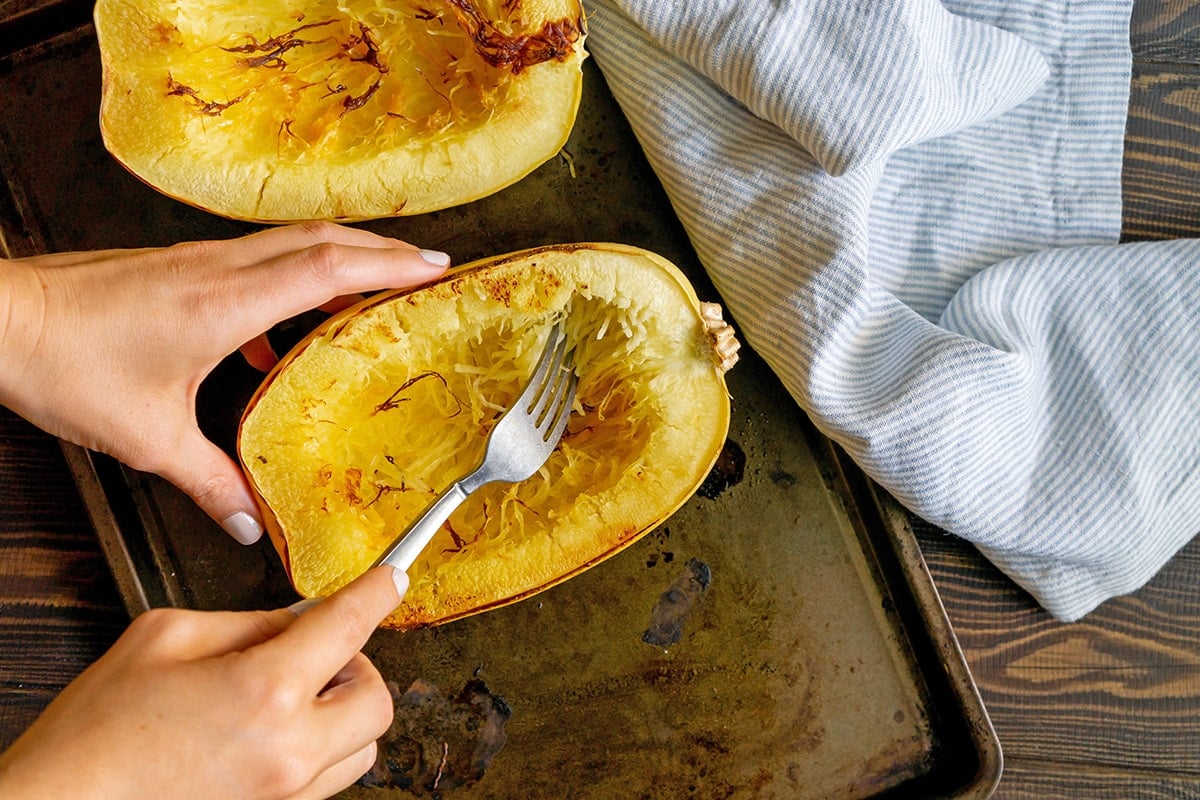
left=2, top=2, right=1200, bottom=797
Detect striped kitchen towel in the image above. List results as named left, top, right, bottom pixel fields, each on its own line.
left=585, top=0, right=1200, bottom=621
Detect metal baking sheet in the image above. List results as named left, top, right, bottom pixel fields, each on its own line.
left=1, top=14, right=1000, bottom=799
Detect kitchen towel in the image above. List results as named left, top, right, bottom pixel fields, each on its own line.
left=584, top=0, right=1200, bottom=621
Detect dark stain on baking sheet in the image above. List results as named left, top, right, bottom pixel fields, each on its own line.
left=643, top=557, right=711, bottom=647
left=361, top=678, right=511, bottom=795
left=696, top=439, right=745, bottom=500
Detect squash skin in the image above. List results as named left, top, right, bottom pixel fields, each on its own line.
left=94, top=0, right=586, bottom=222
left=237, top=243, right=736, bottom=629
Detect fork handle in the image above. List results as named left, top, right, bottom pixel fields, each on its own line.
left=370, top=481, right=472, bottom=572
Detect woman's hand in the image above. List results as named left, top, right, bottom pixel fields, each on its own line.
left=0, top=565, right=408, bottom=800
left=0, top=223, right=449, bottom=544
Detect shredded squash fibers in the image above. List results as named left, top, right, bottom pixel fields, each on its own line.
left=94, top=0, right=586, bottom=221
left=238, top=244, right=736, bottom=629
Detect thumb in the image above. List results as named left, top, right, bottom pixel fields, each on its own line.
left=160, top=430, right=265, bottom=545
left=263, top=566, right=408, bottom=690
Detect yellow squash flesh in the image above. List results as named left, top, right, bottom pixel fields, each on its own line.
left=94, top=0, right=586, bottom=222
left=238, top=243, right=736, bottom=629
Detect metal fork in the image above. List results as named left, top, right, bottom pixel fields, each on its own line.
left=371, top=319, right=578, bottom=572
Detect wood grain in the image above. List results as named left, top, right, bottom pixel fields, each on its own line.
left=0, top=408, right=124, bottom=750
left=984, top=763, right=1200, bottom=800
left=1123, top=63, right=1200, bottom=239
left=919, top=528, right=1200, bottom=777
left=1125, top=1, right=1200, bottom=239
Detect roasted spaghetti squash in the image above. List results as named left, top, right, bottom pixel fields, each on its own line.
left=238, top=243, right=739, bottom=629
left=94, top=0, right=586, bottom=221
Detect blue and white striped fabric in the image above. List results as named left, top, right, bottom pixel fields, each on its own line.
left=585, top=0, right=1200, bottom=621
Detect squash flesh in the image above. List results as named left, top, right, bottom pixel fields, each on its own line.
left=238, top=244, right=733, bottom=629
left=94, top=0, right=586, bottom=221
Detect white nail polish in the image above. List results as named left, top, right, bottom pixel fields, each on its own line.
left=418, top=249, right=451, bottom=267
left=221, top=511, right=263, bottom=545
left=287, top=597, right=323, bottom=616
left=389, top=566, right=410, bottom=599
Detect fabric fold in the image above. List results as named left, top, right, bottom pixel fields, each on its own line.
left=603, top=0, right=1050, bottom=176
left=585, top=0, right=1200, bottom=621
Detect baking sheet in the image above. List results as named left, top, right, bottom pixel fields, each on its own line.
left=0, top=14, right=1000, bottom=799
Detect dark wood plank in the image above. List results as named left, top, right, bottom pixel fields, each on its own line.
left=920, top=528, right=1200, bottom=775
left=0, top=408, right=125, bottom=750
left=1124, top=0, right=1200, bottom=240
left=991, top=762, right=1200, bottom=800
left=1129, top=0, right=1200, bottom=60
left=1123, top=61, right=1200, bottom=240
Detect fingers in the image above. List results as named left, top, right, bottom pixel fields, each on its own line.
left=265, top=582, right=399, bottom=797
left=238, top=296, right=363, bottom=373
left=317, top=293, right=366, bottom=315
left=227, top=241, right=448, bottom=331
left=294, top=654, right=392, bottom=797
left=289, top=741, right=381, bottom=800
left=133, top=607, right=298, bottom=661
left=217, top=222, right=427, bottom=266
left=239, top=333, right=279, bottom=372
left=315, top=653, right=393, bottom=734
left=99, top=602, right=389, bottom=800
left=261, top=567, right=408, bottom=691
left=209, top=608, right=297, bottom=653
left=24, top=223, right=444, bottom=281
left=205, top=238, right=447, bottom=360
left=157, top=431, right=265, bottom=545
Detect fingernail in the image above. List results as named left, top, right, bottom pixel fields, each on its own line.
left=387, top=566, right=410, bottom=600
left=287, top=597, right=322, bottom=616
left=418, top=249, right=451, bottom=267
left=221, top=511, right=263, bottom=545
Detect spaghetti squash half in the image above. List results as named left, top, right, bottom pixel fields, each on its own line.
left=238, top=243, right=739, bottom=629
left=94, top=0, right=586, bottom=221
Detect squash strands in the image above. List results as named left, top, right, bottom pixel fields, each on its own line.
left=238, top=244, right=739, bottom=629
left=94, top=0, right=586, bottom=222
